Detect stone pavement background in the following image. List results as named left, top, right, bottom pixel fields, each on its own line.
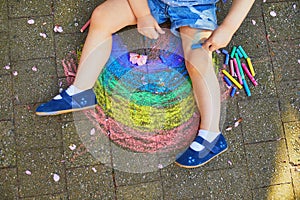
left=0, top=0, right=299, bottom=199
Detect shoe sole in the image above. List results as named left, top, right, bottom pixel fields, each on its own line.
left=35, top=105, right=97, bottom=116
left=174, top=147, right=228, bottom=169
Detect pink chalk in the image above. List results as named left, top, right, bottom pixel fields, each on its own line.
left=229, top=59, right=235, bottom=76
left=242, top=63, right=258, bottom=86
left=80, top=19, right=90, bottom=32
left=233, top=58, right=243, bottom=85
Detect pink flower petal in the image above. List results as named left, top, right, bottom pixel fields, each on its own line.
left=69, top=144, right=76, bottom=151
left=90, top=128, right=96, bottom=135
left=270, top=11, right=277, bottom=17
left=53, top=173, right=60, bottom=182
left=27, top=19, right=35, bottom=25
left=25, top=170, right=32, bottom=175
left=54, top=25, right=63, bottom=33
left=39, top=32, right=47, bottom=38
left=4, top=64, right=10, bottom=70
left=13, top=71, right=18, bottom=76
left=31, top=66, right=38, bottom=71
left=92, top=167, right=97, bottom=172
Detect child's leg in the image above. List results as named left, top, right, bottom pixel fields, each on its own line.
left=179, top=26, right=220, bottom=133
left=73, top=0, right=137, bottom=90
left=36, top=0, right=137, bottom=115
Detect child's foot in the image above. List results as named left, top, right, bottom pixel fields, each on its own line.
left=36, top=86, right=97, bottom=116
left=175, top=133, right=228, bottom=168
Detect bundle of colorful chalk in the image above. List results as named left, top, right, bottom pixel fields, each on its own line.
left=221, top=45, right=257, bottom=97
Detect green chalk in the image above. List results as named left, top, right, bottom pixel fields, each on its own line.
left=230, top=46, right=237, bottom=58
left=238, top=45, right=249, bottom=59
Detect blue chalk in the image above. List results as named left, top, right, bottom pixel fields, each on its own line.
left=223, top=75, right=232, bottom=87
left=224, top=54, right=230, bottom=66
left=230, top=87, right=237, bottom=97
left=236, top=48, right=243, bottom=58
left=222, top=49, right=229, bottom=55
left=242, top=79, right=251, bottom=96
left=191, top=43, right=203, bottom=49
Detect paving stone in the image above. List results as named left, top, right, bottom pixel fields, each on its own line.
left=0, top=168, right=18, bottom=200
left=62, top=121, right=103, bottom=169
left=245, top=140, right=291, bottom=189
left=111, top=143, right=164, bottom=174
left=54, top=0, right=95, bottom=34
left=230, top=16, right=269, bottom=59
left=284, top=121, right=300, bottom=165
left=9, top=16, right=55, bottom=61
left=241, top=57, right=276, bottom=99
left=22, top=193, right=68, bottom=200
left=0, top=0, right=7, bottom=20
left=263, top=1, right=299, bottom=41
left=0, top=19, right=10, bottom=75
left=238, top=98, right=284, bottom=143
left=14, top=105, right=62, bottom=150
left=206, top=167, right=252, bottom=200
left=252, top=183, right=295, bottom=200
left=54, top=33, right=86, bottom=78
left=217, top=0, right=262, bottom=22
left=114, top=170, right=160, bottom=187
left=116, top=181, right=163, bottom=200
left=0, top=75, right=13, bottom=120
left=161, top=164, right=208, bottom=199
left=66, top=165, right=114, bottom=200
left=277, top=80, right=300, bottom=122
left=8, top=0, right=53, bottom=18
left=0, top=121, right=16, bottom=168
left=269, top=39, right=300, bottom=82
left=17, top=148, right=66, bottom=198
left=291, top=167, right=300, bottom=199
left=12, top=58, right=58, bottom=104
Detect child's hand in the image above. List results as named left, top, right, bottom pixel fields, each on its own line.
left=202, top=25, right=234, bottom=52
left=137, top=14, right=165, bottom=39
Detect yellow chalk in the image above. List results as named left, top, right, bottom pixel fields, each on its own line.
left=222, top=70, right=243, bottom=89
left=246, top=57, right=255, bottom=77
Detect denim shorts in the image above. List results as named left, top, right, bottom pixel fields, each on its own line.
left=148, top=0, right=218, bottom=36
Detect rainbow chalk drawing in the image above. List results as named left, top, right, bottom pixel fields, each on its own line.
left=65, top=30, right=229, bottom=173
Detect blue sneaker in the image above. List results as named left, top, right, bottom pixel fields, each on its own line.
left=36, top=89, right=97, bottom=116
left=175, top=133, right=228, bottom=168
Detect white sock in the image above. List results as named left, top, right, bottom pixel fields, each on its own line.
left=198, top=129, right=220, bottom=143
left=53, top=85, right=84, bottom=100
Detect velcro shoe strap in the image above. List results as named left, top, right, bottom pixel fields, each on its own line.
left=60, top=90, right=81, bottom=108
left=194, top=135, right=221, bottom=154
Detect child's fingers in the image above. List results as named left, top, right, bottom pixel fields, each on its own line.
left=155, top=23, right=165, bottom=34
left=139, top=27, right=159, bottom=39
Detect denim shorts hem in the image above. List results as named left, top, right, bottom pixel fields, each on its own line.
left=171, top=20, right=218, bottom=37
